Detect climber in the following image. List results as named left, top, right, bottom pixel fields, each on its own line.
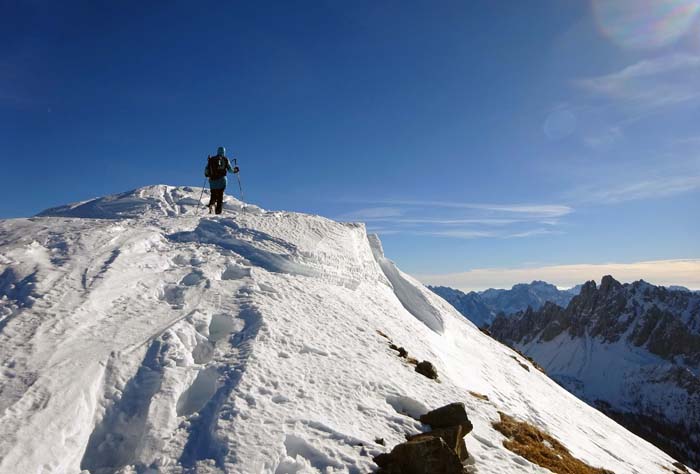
left=204, top=146, right=239, bottom=214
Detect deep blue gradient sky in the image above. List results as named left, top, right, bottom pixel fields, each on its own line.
left=2, top=1, right=699, bottom=288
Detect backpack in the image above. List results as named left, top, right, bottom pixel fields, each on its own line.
left=207, top=156, right=228, bottom=180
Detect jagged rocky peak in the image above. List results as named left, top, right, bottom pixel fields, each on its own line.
left=428, top=286, right=496, bottom=328
left=668, top=285, right=692, bottom=293
left=497, top=275, right=700, bottom=354
left=599, top=274, right=623, bottom=294
left=431, top=279, right=580, bottom=328
left=578, top=279, right=598, bottom=298
left=523, top=280, right=557, bottom=289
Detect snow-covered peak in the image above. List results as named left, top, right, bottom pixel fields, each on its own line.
left=431, top=280, right=579, bottom=327
left=0, top=186, right=695, bottom=474
left=37, top=185, right=251, bottom=219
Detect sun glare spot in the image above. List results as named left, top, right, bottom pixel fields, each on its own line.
left=592, top=0, right=700, bottom=49
left=544, top=109, right=577, bottom=140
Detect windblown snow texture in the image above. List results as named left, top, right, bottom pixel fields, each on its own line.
left=0, top=186, right=693, bottom=474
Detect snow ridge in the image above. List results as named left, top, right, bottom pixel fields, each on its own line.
left=0, top=186, right=694, bottom=474
left=368, top=234, right=445, bottom=334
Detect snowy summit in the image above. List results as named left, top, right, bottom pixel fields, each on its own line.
left=0, top=185, right=693, bottom=474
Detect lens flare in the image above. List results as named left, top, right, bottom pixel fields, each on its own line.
left=543, top=109, right=577, bottom=140
left=593, top=0, right=700, bottom=49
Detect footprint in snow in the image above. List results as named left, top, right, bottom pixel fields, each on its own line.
left=180, top=271, right=205, bottom=286
left=221, top=263, right=251, bottom=280
left=160, top=284, right=185, bottom=307
left=208, top=313, right=242, bottom=343
left=299, top=344, right=330, bottom=357
left=385, top=394, right=428, bottom=419
left=272, top=394, right=290, bottom=404
left=171, top=254, right=190, bottom=266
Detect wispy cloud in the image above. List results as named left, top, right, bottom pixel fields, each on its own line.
left=505, top=228, right=560, bottom=239
left=338, top=199, right=572, bottom=239
left=353, top=200, right=572, bottom=218
left=583, top=126, right=623, bottom=151
left=365, top=227, right=402, bottom=236
left=572, top=175, right=700, bottom=204
left=356, top=217, right=521, bottom=226
left=583, top=54, right=700, bottom=85
left=566, top=54, right=700, bottom=151
left=420, top=228, right=560, bottom=240
left=417, top=258, right=700, bottom=292
left=577, top=53, right=700, bottom=109
left=420, top=230, right=495, bottom=239
left=338, top=207, right=404, bottom=220
left=368, top=228, right=561, bottom=240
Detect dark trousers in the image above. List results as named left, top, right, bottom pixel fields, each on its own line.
left=208, top=188, right=225, bottom=214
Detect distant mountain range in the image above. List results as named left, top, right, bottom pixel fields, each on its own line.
left=429, top=280, right=580, bottom=327
left=486, top=276, right=700, bottom=470
left=431, top=277, right=700, bottom=469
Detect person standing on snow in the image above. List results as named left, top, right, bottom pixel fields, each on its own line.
left=205, top=146, right=239, bottom=214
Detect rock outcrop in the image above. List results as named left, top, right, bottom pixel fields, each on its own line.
left=375, top=403, right=473, bottom=474
left=374, top=437, right=466, bottom=474
left=415, top=360, right=439, bottom=380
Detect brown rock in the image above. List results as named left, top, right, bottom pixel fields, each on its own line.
left=389, top=344, right=409, bottom=358
left=373, top=452, right=392, bottom=468
left=419, top=402, right=473, bottom=434
left=415, top=360, right=438, bottom=379
left=373, top=437, right=466, bottom=474
left=407, top=425, right=469, bottom=461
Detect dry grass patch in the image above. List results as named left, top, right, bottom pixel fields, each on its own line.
left=468, top=391, right=490, bottom=402
left=662, top=464, right=689, bottom=474
left=493, top=412, right=614, bottom=474
left=509, top=355, right=531, bottom=372
left=513, top=348, right=546, bottom=373
left=376, top=329, right=418, bottom=366
left=670, top=461, right=690, bottom=474
left=376, top=329, right=390, bottom=340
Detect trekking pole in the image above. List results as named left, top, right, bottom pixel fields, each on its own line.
left=197, top=176, right=207, bottom=214
left=233, top=158, right=245, bottom=202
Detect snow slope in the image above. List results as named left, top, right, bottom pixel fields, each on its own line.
left=0, top=185, right=693, bottom=474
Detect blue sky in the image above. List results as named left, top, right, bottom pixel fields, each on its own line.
left=1, top=1, right=698, bottom=289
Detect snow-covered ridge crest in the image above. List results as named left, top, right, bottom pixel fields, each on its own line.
left=37, top=184, right=252, bottom=219
left=0, top=185, right=695, bottom=474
